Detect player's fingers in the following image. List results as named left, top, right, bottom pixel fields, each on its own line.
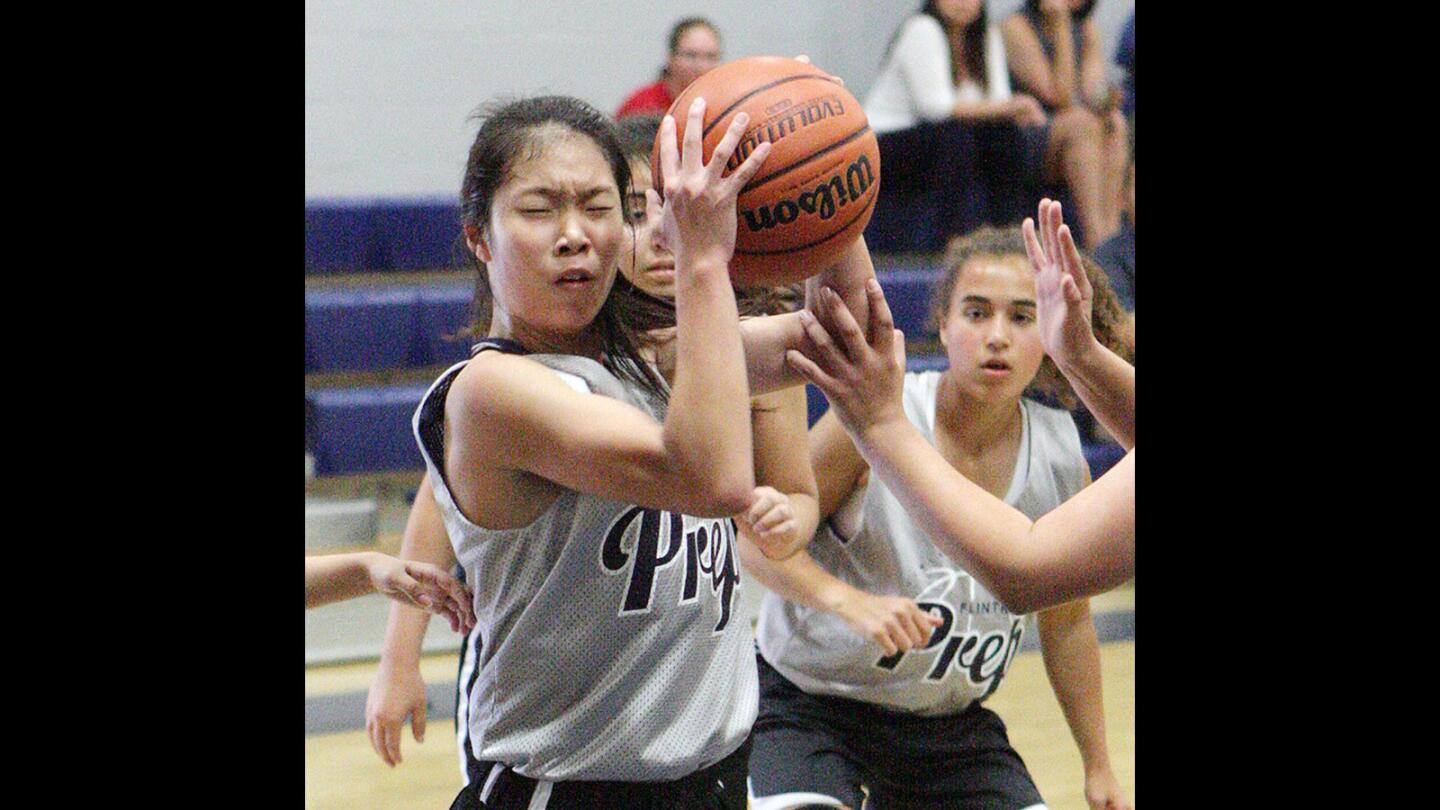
left=381, top=721, right=402, bottom=766
left=760, top=519, right=796, bottom=538
left=1056, top=224, right=1091, bottom=297
left=864, top=278, right=895, bottom=350
left=659, top=115, right=680, bottom=194
left=746, top=489, right=776, bottom=524
left=796, top=308, right=848, bottom=374
left=872, top=626, right=898, bottom=656
left=680, top=97, right=706, bottom=176
left=706, top=111, right=750, bottom=184
left=412, top=700, right=427, bottom=743
left=822, top=286, right=867, bottom=363
left=1021, top=217, right=1045, bottom=272
left=754, top=505, right=793, bottom=533
left=785, top=348, right=841, bottom=400
left=724, top=138, right=772, bottom=194
left=1035, top=199, right=1052, bottom=260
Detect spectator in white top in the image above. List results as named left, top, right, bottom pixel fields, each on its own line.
left=864, top=0, right=1114, bottom=249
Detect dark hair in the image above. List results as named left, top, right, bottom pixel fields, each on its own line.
left=882, top=2, right=988, bottom=88
left=928, top=226, right=1132, bottom=410
left=614, top=114, right=662, bottom=161
left=459, top=95, right=669, bottom=403
left=1023, top=0, right=1096, bottom=21
left=668, top=17, right=720, bottom=54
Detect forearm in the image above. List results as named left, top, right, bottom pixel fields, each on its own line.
left=1046, top=17, right=1077, bottom=109
left=855, top=419, right=1043, bottom=609
left=738, top=537, right=858, bottom=614
left=380, top=477, right=454, bottom=668
left=1057, top=340, right=1134, bottom=449
left=1038, top=600, right=1113, bottom=773
left=305, top=552, right=378, bottom=608
left=666, top=259, right=754, bottom=506
left=952, top=99, right=1020, bottom=122
left=807, top=235, right=877, bottom=333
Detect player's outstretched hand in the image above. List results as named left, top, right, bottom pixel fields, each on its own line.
left=785, top=279, right=907, bottom=439
left=367, top=555, right=476, bottom=635
left=835, top=592, right=944, bottom=657
left=1022, top=198, right=1098, bottom=370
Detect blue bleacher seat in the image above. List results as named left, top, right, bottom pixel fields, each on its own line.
left=877, top=268, right=942, bottom=339
left=308, top=385, right=428, bottom=475
left=305, top=287, right=426, bottom=373
left=306, top=199, right=464, bottom=274
left=418, top=284, right=474, bottom=366
left=305, top=201, right=380, bottom=274
left=373, top=200, right=463, bottom=270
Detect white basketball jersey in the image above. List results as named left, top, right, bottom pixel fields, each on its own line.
left=755, top=371, right=1088, bottom=716
left=415, top=343, right=757, bottom=781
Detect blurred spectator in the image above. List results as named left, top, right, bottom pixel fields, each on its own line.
left=1092, top=159, right=1134, bottom=312
left=1003, top=0, right=1128, bottom=248
left=1115, top=11, right=1134, bottom=121
left=616, top=18, right=722, bottom=119
left=864, top=1, right=1111, bottom=248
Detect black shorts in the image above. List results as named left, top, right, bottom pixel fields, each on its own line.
left=450, top=736, right=750, bottom=810
left=748, top=654, right=1045, bottom=810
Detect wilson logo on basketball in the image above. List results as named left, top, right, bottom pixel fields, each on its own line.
left=740, top=153, right=876, bottom=233
left=726, top=94, right=848, bottom=172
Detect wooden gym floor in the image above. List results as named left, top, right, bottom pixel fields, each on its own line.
left=306, top=586, right=1134, bottom=809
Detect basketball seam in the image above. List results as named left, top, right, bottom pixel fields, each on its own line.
left=739, top=124, right=874, bottom=194
left=734, top=191, right=878, bottom=256
left=699, top=73, right=841, bottom=139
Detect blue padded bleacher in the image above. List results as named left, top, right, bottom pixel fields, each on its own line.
left=305, top=272, right=939, bottom=374
left=306, top=198, right=462, bottom=274
left=305, top=282, right=472, bottom=373
left=874, top=266, right=942, bottom=340
left=308, top=385, right=429, bottom=475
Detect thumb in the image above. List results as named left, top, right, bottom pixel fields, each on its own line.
left=413, top=700, right=428, bottom=743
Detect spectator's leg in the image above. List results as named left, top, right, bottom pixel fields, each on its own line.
left=1103, top=110, right=1131, bottom=237
left=1044, top=107, right=1114, bottom=250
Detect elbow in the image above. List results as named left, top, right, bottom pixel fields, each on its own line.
left=714, top=477, right=757, bottom=518
left=689, top=469, right=756, bottom=518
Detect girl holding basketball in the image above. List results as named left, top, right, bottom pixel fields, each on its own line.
left=399, top=89, right=883, bottom=808
left=364, top=113, right=822, bottom=781
left=789, top=198, right=1135, bottom=620
left=743, top=222, right=1131, bottom=810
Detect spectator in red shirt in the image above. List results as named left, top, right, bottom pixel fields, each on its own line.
left=616, top=17, right=722, bottom=119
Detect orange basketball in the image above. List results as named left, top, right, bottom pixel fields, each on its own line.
left=651, top=56, right=881, bottom=287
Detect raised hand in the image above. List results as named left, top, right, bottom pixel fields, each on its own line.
left=785, top=279, right=907, bottom=439
left=366, top=555, right=476, bottom=635
left=1022, top=198, right=1098, bottom=370
left=651, top=97, right=772, bottom=271
left=835, top=591, right=945, bottom=657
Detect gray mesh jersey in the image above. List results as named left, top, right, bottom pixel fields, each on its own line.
left=755, top=371, right=1088, bottom=716
left=414, top=348, right=758, bottom=782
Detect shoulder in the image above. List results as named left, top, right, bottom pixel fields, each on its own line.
left=447, top=352, right=582, bottom=421
left=898, top=14, right=946, bottom=47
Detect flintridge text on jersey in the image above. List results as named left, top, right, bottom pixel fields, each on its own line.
left=872, top=600, right=1024, bottom=700
left=600, top=506, right=741, bottom=633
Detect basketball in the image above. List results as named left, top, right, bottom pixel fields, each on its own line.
left=652, top=56, right=881, bottom=287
